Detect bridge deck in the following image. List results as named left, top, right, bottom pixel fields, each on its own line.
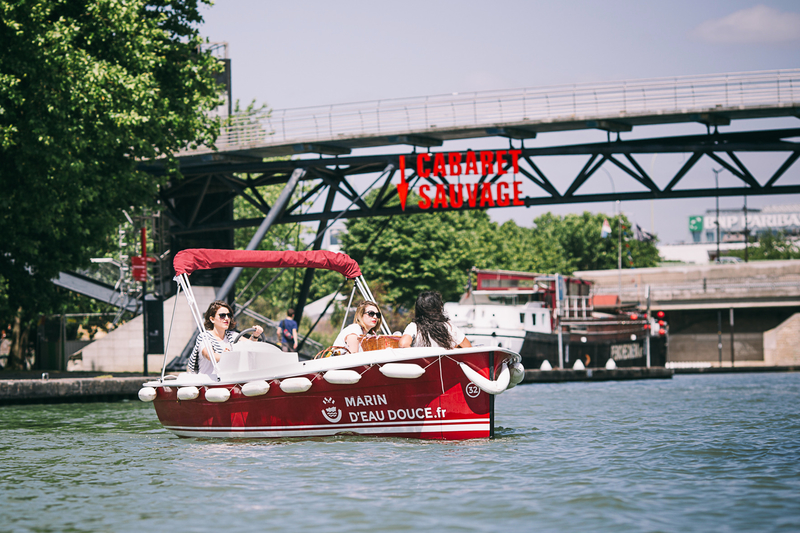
left=183, top=69, right=800, bottom=161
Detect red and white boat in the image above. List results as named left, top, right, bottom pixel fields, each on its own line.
left=139, top=249, right=524, bottom=440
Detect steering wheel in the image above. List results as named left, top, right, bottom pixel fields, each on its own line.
left=232, top=327, right=267, bottom=343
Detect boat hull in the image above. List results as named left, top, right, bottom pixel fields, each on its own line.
left=519, top=330, right=668, bottom=369
left=151, top=350, right=514, bottom=440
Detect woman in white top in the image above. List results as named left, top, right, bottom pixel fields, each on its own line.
left=333, top=300, right=383, bottom=354
left=188, top=300, right=263, bottom=375
left=399, top=291, right=472, bottom=349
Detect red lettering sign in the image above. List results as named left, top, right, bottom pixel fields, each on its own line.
left=398, top=149, right=526, bottom=211
left=479, top=151, right=494, bottom=175
left=497, top=181, right=510, bottom=206
left=418, top=184, right=432, bottom=209
left=433, top=153, right=446, bottom=177
left=417, top=153, right=431, bottom=178
left=449, top=184, right=463, bottom=208
left=433, top=184, right=448, bottom=208
left=465, top=151, right=478, bottom=174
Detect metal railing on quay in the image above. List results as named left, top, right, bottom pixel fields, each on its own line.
left=593, top=276, right=800, bottom=300
left=190, top=69, right=800, bottom=156
left=234, top=305, right=324, bottom=357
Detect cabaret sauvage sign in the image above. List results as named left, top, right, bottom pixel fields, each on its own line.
left=397, top=150, right=525, bottom=211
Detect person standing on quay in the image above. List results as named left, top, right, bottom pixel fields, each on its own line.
left=279, top=309, right=298, bottom=352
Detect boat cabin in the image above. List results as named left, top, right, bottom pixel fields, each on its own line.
left=457, top=269, right=594, bottom=330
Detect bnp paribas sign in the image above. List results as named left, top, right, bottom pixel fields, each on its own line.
left=688, top=216, right=704, bottom=232
left=689, top=213, right=800, bottom=231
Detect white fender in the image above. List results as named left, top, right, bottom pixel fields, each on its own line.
left=379, top=363, right=425, bottom=379
left=540, top=360, right=553, bottom=371
left=204, top=388, right=231, bottom=403
left=177, top=386, right=200, bottom=401
left=605, top=358, right=617, bottom=369
left=280, top=377, right=313, bottom=393
left=323, top=369, right=362, bottom=385
left=507, top=362, right=525, bottom=388
left=138, top=387, right=157, bottom=402
left=241, top=380, right=270, bottom=397
left=458, top=362, right=510, bottom=395
left=573, top=359, right=586, bottom=370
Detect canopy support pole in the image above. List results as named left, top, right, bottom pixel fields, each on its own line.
left=341, top=284, right=358, bottom=332
left=178, top=273, right=221, bottom=377
left=169, top=168, right=305, bottom=371
left=159, top=283, right=182, bottom=381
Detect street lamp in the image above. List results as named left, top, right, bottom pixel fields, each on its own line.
left=602, top=168, right=622, bottom=299
left=712, top=168, right=723, bottom=262
left=744, top=194, right=749, bottom=262
left=711, top=167, right=723, bottom=367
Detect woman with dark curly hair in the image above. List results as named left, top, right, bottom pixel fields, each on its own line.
left=399, top=291, right=472, bottom=349
left=187, top=300, right=263, bottom=374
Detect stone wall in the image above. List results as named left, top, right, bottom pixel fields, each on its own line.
left=669, top=332, right=763, bottom=362
left=764, top=313, right=800, bottom=366
left=77, top=287, right=217, bottom=373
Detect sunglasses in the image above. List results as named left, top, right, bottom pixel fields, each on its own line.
left=217, top=312, right=231, bottom=319
left=364, top=311, right=381, bottom=319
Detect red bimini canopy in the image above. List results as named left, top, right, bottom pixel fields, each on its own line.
left=173, top=249, right=362, bottom=279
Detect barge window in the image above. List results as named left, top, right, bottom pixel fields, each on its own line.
left=519, top=313, right=525, bottom=324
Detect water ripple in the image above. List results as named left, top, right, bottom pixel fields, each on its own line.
left=1, top=373, right=799, bottom=532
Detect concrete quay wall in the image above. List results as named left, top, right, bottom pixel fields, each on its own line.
left=764, top=314, right=800, bottom=366
left=0, top=376, right=148, bottom=405
left=522, top=367, right=673, bottom=383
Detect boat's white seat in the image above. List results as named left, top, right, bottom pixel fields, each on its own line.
left=217, top=342, right=299, bottom=375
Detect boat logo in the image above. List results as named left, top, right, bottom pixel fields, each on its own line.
left=321, top=397, right=342, bottom=423
left=465, top=383, right=481, bottom=398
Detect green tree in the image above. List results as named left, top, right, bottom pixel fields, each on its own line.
left=529, top=212, right=660, bottom=274
left=341, top=205, right=501, bottom=309
left=727, top=231, right=800, bottom=261
left=340, top=207, right=660, bottom=311
left=0, top=0, right=221, bottom=368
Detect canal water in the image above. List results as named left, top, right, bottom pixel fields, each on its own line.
left=1, top=372, right=798, bottom=532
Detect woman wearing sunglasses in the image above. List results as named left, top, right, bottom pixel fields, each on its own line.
left=333, top=300, right=383, bottom=354
left=187, top=300, right=264, bottom=375
left=399, top=290, right=472, bottom=349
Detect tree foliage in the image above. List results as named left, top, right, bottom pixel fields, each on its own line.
left=341, top=206, right=660, bottom=310
left=0, top=0, right=221, bottom=367
left=726, top=232, right=800, bottom=261
left=342, top=208, right=499, bottom=308
left=527, top=212, right=660, bottom=273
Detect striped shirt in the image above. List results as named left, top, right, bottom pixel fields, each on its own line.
left=188, top=330, right=237, bottom=374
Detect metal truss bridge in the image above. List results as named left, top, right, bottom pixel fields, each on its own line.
left=138, top=69, right=800, bottom=320
left=150, top=69, right=800, bottom=232
left=76, top=68, right=795, bottom=369
left=140, top=67, right=800, bottom=291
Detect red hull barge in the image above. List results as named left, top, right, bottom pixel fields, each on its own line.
left=139, top=249, right=524, bottom=440
left=148, top=347, right=518, bottom=440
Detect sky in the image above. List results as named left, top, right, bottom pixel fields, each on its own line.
left=198, top=1, right=800, bottom=244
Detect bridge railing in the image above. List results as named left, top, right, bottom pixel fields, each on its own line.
left=198, top=69, right=800, bottom=155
